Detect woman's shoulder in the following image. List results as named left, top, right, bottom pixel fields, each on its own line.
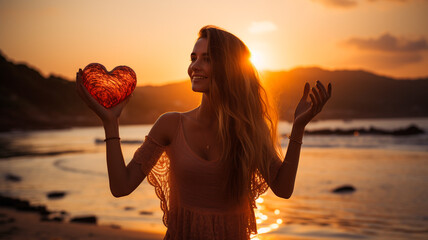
left=158, top=111, right=182, bottom=122
left=180, top=108, right=198, bottom=120
left=148, top=112, right=182, bottom=146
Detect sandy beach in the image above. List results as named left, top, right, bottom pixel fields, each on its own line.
left=0, top=206, right=164, bottom=240
left=0, top=206, right=314, bottom=240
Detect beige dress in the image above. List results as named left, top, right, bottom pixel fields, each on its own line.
left=133, top=114, right=282, bottom=240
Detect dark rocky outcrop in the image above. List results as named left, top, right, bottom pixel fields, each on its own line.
left=5, top=174, right=22, bottom=182
left=70, top=216, right=97, bottom=224
left=139, top=210, right=153, bottom=215
left=123, top=206, right=135, bottom=211
left=305, top=125, right=425, bottom=136
left=0, top=194, right=49, bottom=215
left=46, top=191, right=67, bottom=199
left=0, top=194, right=73, bottom=223
left=332, top=185, right=356, bottom=194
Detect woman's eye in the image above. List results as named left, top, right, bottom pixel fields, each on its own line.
left=189, top=56, right=209, bottom=63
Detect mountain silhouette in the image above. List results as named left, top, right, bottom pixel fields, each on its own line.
left=1, top=51, right=427, bottom=131
left=262, top=67, right=428, bottom=121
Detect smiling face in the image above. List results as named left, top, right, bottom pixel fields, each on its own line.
left=188, top=38, right=212, bottom=93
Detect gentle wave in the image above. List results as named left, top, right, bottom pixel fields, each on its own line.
left=53, top=159, right=106, bottom=177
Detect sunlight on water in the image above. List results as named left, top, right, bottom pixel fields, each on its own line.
left=251, top=195, right=285, bottom=239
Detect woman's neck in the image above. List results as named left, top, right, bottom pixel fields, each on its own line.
left=196, top=93, right=217, bottom=128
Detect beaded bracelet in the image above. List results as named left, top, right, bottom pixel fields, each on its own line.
left=104, top=137, right=121, bottom=142
left=288, top=136, right=302, bottom=145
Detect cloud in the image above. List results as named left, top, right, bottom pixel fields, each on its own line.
left=348, top=52, right=423, bottom=68
left=248, top=21, right=277, bottom=34
left=344, top=33, right=428, bottom=52
left=342, top=33, right=428, bottom=68
left=312, top=0, right=413, bottom=9
left=367, top=0, right=409, bottom=2
left=311, top=0, right=358, bottom=8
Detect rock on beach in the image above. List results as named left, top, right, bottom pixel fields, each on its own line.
left=70, top=215, right=97, bottom=224
left=47, top=191, right=67, bottom=199
left=332, top=185, right=356, bottom=194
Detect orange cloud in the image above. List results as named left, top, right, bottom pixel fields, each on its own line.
left=313, top=0, right=413, bottom=8
left=344, top=33, right=428, bottom=52
left=311, top=0, right=358, bottom=8
left=367, top=0, right=409, bottom=2
left=342, top=33, right=428, bottom=68
left=349, top=52, right=423, bottom=68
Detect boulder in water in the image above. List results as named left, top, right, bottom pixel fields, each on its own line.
left=332, top=185, right=356, bottom=194
left=47, top=191, right=67, bottom=199
left=5, top=174, right=22, bottom=182
left=70, top=215, right=97, bottom=224
left=139, top=210, right=153, bottom=215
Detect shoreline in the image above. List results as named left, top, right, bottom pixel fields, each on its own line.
left=0, top=207, right=164, bottom=240
left=0, top=194, right=164, bottom=240
left=0, top=194, right=317, bottom=240
left=0, top=207, right=316, bottom=240
left=1, top=116, right=427, bottom=134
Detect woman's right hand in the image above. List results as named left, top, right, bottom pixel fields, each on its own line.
left=293, top=81, right=331, bottom=128
left=76, top=68, right=130, bottom=124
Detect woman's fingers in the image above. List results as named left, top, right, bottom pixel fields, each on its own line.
left=309, top=93, right=317, bottom=115
left=316, top=81, right=328, bottom=101
left=314, top=81, right=332, bottom=112
left=76, top=74, right=89, bottom=101
left=298, top=81, right=332, bottom=125
left=75, top=71, right=86, bottom=98
left=301, top=82, right=310, bottom=101
left=123, top=94, right=132, bottom=104
left=312, top=87, right=322, bottom=113
left=75, top=69, right=103, bottom=110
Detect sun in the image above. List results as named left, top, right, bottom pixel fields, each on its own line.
left=249, top=50, right=265, bottom=70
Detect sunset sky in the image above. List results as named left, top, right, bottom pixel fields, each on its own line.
left=1, top=0, right=427, bottom=85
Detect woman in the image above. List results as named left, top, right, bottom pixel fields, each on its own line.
left=76, top=25, right=331, bottom=240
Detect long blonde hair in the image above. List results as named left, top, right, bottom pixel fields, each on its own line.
left=198, top=26, right=281, bottom=202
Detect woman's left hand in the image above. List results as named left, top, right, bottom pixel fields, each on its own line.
left=294, top=81, right=332, bottom=127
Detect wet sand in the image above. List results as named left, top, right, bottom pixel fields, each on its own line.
left=0, top=207, right=316, bottom=240
left=0, top=207, right=164, bottom=240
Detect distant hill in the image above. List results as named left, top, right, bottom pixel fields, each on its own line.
left=1, top=52, right=427, bottom=131
left=262, top=68, right=428, bottom=121
left=0, top=53, right=94, bottom=131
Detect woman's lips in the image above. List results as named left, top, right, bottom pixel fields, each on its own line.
left=192, top=76, right=207, bottom=80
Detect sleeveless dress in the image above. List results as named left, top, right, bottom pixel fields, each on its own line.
left=132, top=114, right=282, bottom=240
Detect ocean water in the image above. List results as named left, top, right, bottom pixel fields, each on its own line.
left=0, top=118, right=427, bottom=239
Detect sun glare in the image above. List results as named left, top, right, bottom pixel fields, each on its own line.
left=250, top=50, right=265, bottom=70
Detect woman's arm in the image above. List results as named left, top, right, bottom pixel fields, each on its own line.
left=271, top=81, right=331, bottom=199
left=103, top=119, right=146, bottom=197
left=76, top=70, right=145, bottom=197
left=76, top=69, right=177, bottom=197
left=103, top=112, right=177, bottom=197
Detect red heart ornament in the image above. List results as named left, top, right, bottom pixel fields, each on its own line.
left=81, top=63, right=137, bottom=108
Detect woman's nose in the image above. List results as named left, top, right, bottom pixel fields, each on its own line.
left=191, top=59, right=201, bottom=71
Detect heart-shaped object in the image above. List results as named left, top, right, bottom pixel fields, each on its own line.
left=81, top=63, right=137, bottom=108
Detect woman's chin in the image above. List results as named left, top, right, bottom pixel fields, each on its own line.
left=191, top=84, right=209, bottom=93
